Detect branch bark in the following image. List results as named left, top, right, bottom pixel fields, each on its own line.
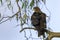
left=47, top=31, right=60, bottom=40
left=20, top=27, right=36, bottom=32
left=20, top=27, right=60, bottom=40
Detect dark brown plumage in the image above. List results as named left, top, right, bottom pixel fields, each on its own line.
left=31, top=7, right=47, bottom=38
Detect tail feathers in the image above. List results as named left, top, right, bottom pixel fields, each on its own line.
left=38, top=31, right=45, bottom=38
left=38, top=31, right=42, bottom=37
left=38, top=30, right=46, bottom=38
left=38, top=31, right=41, bottom=37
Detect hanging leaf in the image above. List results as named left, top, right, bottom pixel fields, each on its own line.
left=6, top=0, right=10, bottom=4
left=0, top=13, right=1, bottom=18
left=22, top=0, right=28, bottom=9
left=8, top=5, right=13, bottom=10
left=42, top=0, right=46, bottom=4
left=7, top=1, right=13, bottom=11
left=20, top=18, right=23, bottom=26
left=20, top=18, right=25, bottom=26
left=22, top=2, right=25, bottom=8
left=7, top=0, right=12, bottom=10
left=0, top=0, right=2, bottom=4
left=23, top=13, right=27, bottom=20
left=7, top=1, right=12, bottom=10
left=23, top=13, right=28, bottom=23
left=16, top=13, right=18, bottom=21
left=22, top=2, right=27, bottom=9
left=30, top=0, right=34, bottom=8
left=25, top=0, right=28, bottom=7
left=16, top=0, right=19, bottom=3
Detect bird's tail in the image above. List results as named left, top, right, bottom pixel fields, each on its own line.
left=38, top=30, right=40, bottom=37
left=37, top=28, right=47, bottom=38
left=38, top=30, right=46, bottom=38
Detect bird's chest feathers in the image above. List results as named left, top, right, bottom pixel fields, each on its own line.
left=33, top=13, right=41, bottom=19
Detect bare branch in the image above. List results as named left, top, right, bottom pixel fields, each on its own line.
left=20, top=27, right=60, bottom=40
left=46, top=31, right=60, bottom=40
left=0, top=13, right=17, bottom=24
left=20, top=27, right=36, bottom=32
left=0, top=18, right=10, bottom=24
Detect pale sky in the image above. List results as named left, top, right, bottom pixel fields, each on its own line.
left=0, top=0, right=60, bottom=40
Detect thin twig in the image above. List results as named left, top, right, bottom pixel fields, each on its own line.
left=0, top=9, right=20, bottom=24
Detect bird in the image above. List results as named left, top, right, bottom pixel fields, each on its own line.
left=31, top=7, right=47, bottom=38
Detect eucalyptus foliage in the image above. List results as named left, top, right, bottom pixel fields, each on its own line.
left=0, top=0, right=46, bottom=25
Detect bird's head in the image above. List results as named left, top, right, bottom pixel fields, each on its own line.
left=33, top=7, right=41, bottom=13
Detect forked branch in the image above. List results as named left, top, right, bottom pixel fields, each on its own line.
left=20, top=27, right=60, bottom=40
left=46, top=31, right=60, bottom=40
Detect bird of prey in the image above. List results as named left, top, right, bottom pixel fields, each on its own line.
left=31, top=7, right=47, bottom=38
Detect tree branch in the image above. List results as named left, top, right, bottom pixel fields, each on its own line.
left=46, top=31, right=60, bottom=40
left=20, top=27, right=60, bottom=40
left=20, top=27, right=36, bottom=32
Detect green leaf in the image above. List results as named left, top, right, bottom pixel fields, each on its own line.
left=23, top=13, right=27, bottom=20
left=0, top=0, right=2, bottom=4
left=23, top=13, right=28, bottom=23
left=22, top=2, right=25, bottom=8
left=30, top=0, right=34, bottom=8
left=20, top=18, right=25, bottom=26
left=7, top=1, right=11, bottom=9
left=16, top=0, right=19, bottom=3
left=6, top=0, right=10, bottom=3
left=16, top=13, right=18, bottom=21
left=0, top=13, right=1, bottom=18
left=22, top=1, right=28, bottom=9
